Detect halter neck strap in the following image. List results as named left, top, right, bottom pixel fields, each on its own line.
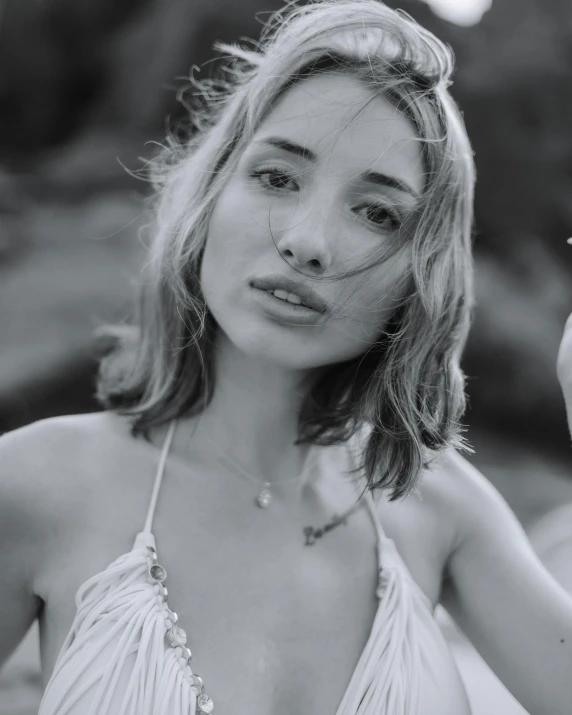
left=142, top=418, right=177, bottom=534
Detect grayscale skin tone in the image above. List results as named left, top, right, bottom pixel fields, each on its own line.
left=1, top=73, right=572, bottom=715
left=557, top=311, right=572, bottom=442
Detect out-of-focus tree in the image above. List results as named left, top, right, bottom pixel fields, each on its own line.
left=1, top=0, right=571, bottom=456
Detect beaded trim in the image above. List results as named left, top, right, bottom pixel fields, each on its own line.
left=376, top=567, right=390, bottom=599
left=146, top=545, right=214, bottom=714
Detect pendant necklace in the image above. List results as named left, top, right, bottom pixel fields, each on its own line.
left=176, top=418, right=367, bottom=545
left=201, top=432, right=320, bottom=508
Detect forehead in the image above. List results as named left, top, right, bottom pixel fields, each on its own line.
left=252, top=72, right=424, bottom=195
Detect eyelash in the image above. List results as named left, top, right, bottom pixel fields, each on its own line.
left=250, top=166, right=298, bottom=192
left=249, top=166, right=402, bottom=232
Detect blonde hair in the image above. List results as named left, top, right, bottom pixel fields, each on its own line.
left=95, top=0, right=476, bottom=499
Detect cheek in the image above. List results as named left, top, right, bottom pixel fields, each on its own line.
left=202, top=193, right=248, bottom=274
left=328, top=282, right=404, bottom=363
left=200, top=189, right=263, bottom=316
left=204, top=197, right=233, bottom=255
left=345, top=256, right=410, bottom=322
left=200, top=207, right=234, bottom=313
left=201, top=224, right=232, bottom=291
left=205, top=184, right=266, bottom=259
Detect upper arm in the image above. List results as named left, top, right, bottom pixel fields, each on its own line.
left=0, top=417, right=79, bottom=669
left=438, top=449, right=572, bottom=715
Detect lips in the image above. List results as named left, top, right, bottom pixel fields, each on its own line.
left=250, top=275, right=327, bottom=313
left=262, top=288, right=311, bottom=309
left=250, top=286, right=324, bottom=325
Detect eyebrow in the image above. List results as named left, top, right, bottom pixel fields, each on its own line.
left=255, top=136, right=419, bottom=198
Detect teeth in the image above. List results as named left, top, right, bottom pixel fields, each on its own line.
left=267, top=288, right=307, bottom=307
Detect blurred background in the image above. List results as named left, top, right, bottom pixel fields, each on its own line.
left=1, top=0, right=571, bottom=713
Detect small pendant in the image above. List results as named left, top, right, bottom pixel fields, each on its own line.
left=256, top=483, right=272, bottom=508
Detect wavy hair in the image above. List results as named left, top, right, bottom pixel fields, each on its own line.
left=95, top=0, right=476, bottom=499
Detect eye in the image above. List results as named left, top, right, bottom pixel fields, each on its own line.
left=354, top=203, right=402, bottom=232
left=250, top=167, right=299, bottom=192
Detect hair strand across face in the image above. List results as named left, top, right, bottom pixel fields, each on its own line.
left=94, top=0, right=476, bottom=500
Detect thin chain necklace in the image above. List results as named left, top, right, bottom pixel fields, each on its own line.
left=201, top=430, right=320, bottom=508
left=176, top=416, right=367, bottom=544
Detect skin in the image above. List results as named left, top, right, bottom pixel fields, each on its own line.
left=557, top=311, right=572, bottom=441
left=0, top=74, right=572, bottom=714
left=192, top=72, right=422, bottom=486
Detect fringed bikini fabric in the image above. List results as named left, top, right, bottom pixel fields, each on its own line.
left=38, top=517, right=438, bottom=715
left=39, top=531, right=204, bottom=715
left=334, top=531, right=448, bottom=715
left=38, top=424, right=469, bottom=715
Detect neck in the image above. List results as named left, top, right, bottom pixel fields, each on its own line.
left=177, top=332, right=321, bottom=489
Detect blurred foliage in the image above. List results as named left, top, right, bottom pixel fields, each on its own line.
left=0, top=0, right=571, bottom=455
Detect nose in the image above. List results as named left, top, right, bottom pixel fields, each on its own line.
left=274, top=203, right=334, bottom=273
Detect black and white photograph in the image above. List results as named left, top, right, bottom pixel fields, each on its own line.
left=1, top=1, right=572, bottom=713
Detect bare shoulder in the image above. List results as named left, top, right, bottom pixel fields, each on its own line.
left=0, top=414, right=114, bottom=640
left=368, top=446, right=497, bottom=607
left=1, top=411, right=117, bottom=491
left=418, top=447, right=491, bottom=505
left=0, top=412, right=133, bottom=552
left=0, top=412, right=149, bottom=664
left=417, top=446, right=511, bottom=552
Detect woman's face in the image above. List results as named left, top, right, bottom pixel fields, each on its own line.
left=201, top=72, right=424, bottom=372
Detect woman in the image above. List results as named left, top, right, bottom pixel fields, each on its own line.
left=1, top=1, right=571, bottom=713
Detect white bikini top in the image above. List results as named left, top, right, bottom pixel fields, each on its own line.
left=38, top=420, right=471, bottom=714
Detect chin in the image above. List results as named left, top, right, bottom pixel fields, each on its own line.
left=217, top=317, right=324, bottom=370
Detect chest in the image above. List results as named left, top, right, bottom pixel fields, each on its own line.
left=37, top=450, right=448, bottom=713
left=41, top=501, right=383, bottom=712
left=167, top=506, right=387, bottom=712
